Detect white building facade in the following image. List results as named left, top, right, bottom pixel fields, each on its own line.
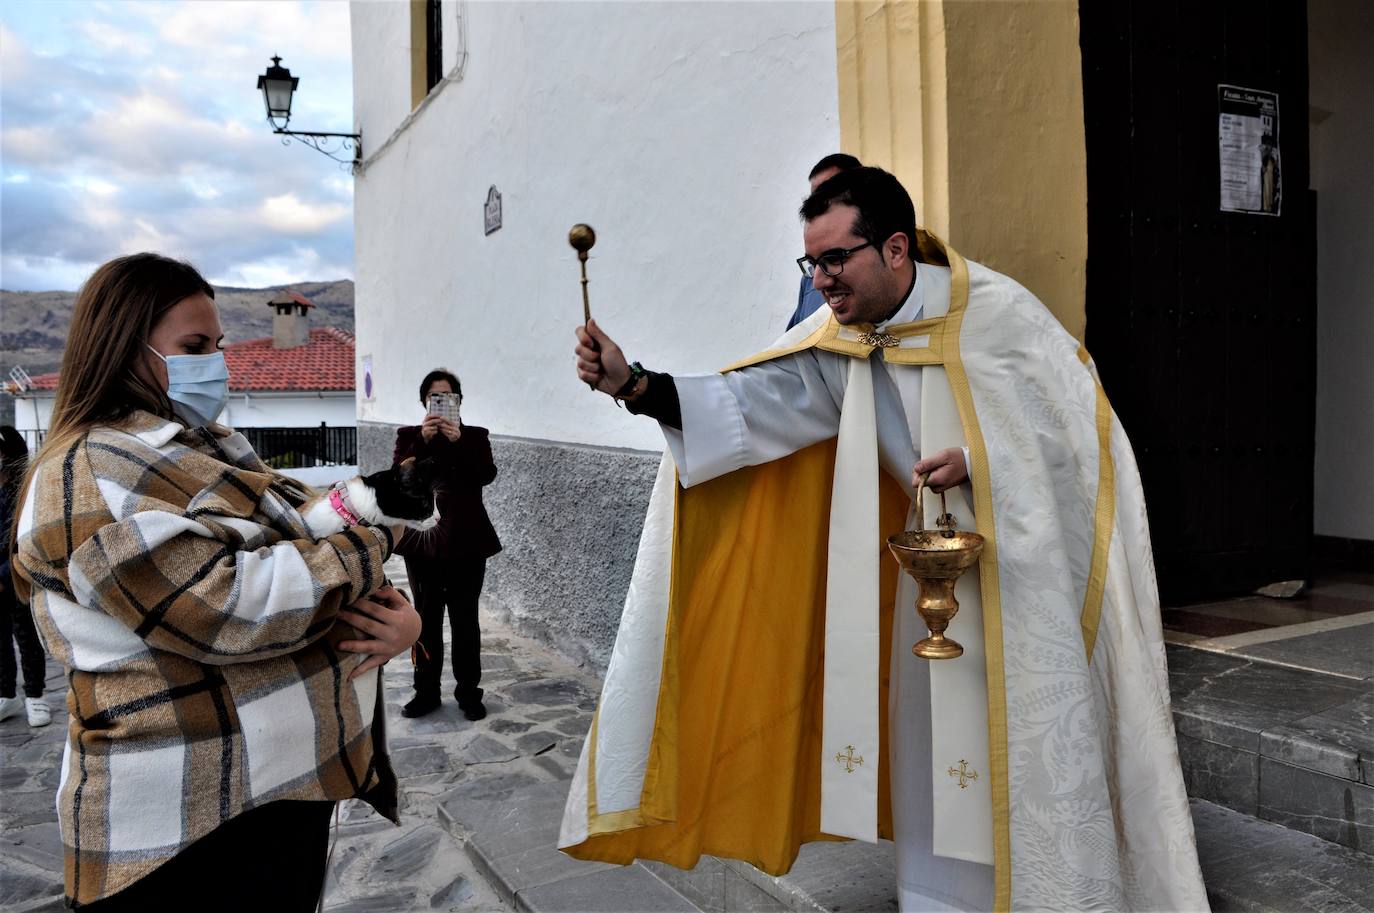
left=350, top=1, right=845, bottom=664
left=351, top=1, right=841, bottom=455
left=350, top=1, right=1372, bottom=662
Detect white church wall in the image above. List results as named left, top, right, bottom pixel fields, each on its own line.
left=350, top=1, right=417, bottom=152
left=351, top=0, right=841, bottom=454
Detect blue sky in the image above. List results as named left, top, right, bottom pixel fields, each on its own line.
left=1, top=0, right=355, bottom=291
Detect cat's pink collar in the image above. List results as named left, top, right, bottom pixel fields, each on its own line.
left=328, top=482, right=363, bottom=527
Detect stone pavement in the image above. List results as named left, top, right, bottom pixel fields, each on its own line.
left=6, top=557, right=1373, bottom=913
left=1, top=555, right=600, bottom=913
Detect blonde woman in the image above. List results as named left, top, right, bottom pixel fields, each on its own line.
left=13, top=253, right=420, bottom=911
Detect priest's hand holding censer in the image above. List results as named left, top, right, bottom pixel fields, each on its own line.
left=887, top=472, right=985, bottom=659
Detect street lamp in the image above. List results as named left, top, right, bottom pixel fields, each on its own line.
left=256, top=55, right=361, bottom=169
left=258, top=55, right=298, bottom=123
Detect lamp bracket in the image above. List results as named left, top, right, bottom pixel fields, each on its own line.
left=271, top=126, right=362, bottom=172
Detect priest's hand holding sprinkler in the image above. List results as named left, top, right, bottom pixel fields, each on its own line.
left=570, top=224, right=642, bottom=400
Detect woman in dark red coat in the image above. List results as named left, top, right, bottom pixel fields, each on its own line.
left=392, top=369, right=501, bottom=719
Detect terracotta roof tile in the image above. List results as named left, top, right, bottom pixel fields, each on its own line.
left=268, top=290, right=316, bottom=308
left=224, top=327, right=354, bottom=392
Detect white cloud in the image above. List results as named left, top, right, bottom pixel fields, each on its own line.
left=156, top=1, right=351, bottom=61
left=1, top=125, right=61, bottom=163
left=0, top=24, right=28, bottom=79
left=325, top=175, right=355, bottom=198
left=0, top=1, right=357, bottom=290
left=68, top=176, right=120, bottom=197
left=76, top=20, right=153, bottom=57
left=259, top=192, right=350, bottom=234
left=211, top=245, right=351, bottom=288
left=184, top=176, right=223, bottom=200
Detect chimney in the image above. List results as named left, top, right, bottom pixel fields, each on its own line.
left=268, top=291, right=315, bottom=349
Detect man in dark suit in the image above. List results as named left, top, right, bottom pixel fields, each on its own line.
left=785, top=153, right=863, bottom=329
left=392, top=369, right=501, bottom=720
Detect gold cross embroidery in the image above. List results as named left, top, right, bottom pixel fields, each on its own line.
left=835, top=745, right=865, bottom=773
left=947, top=759, right=978, bottom=789
left=857, top=332, right=900, bottom=348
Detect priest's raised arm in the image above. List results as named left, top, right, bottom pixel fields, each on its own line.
left=574, top=319, right=843, bottom=486
left=572, top=318, right=967, bottom=491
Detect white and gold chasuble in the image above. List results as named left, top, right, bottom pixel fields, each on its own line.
left=559, top=233, right=1209, bottom=913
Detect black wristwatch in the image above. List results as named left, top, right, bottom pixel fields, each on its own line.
left=613, top=361, right=648, bottom=399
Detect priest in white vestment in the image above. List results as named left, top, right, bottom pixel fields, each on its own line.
left=561, top=167, right=1209, bottom=913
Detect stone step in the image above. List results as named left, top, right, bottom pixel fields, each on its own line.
left=1193, top=799, right=1374, bottom=913
left=1167, top=643, right=1373, bottom=856
left=438, top=776, right=1374, bottom=913
left=438, top=780, right=766, bottom=913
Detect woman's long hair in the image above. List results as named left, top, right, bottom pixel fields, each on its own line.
left=16, top=253, right=214, bottom=522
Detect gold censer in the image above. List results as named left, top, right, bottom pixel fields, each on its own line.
left=886, top=474, right=985, bottom=660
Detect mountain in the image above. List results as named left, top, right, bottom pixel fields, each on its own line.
left=0, top=279, right=354, bottom=379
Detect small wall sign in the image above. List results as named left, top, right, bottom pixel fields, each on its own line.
left=484, top=186, right=503, bottom=235
left=361, top=355, right=374, bottom=401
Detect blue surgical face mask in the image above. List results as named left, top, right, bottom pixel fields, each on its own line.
left=147, top=346, right=230, bottom=427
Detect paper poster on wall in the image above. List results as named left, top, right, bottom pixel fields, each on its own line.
left=361, top=355, right=374, bottom=401
left=1218, top=84, right=1281, bottom=216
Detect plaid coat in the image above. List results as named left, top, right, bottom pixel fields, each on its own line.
left=13, top=412, right=399, bottom=906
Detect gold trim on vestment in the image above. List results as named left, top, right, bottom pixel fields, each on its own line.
left=723, top=315, right=947, bottom=372
left=583, top=478, right=687, bottom=839
left=722, top=318, right=835, bottom=372
left=1076, top=347, right=1117, bottom=661
left=931, top=238, right=1013, bottom=911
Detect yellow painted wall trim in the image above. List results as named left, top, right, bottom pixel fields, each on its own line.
left=834, top=0, right=1088, bottom=338
left=835, top=0, right=951, bottom=239
left=409, top=0, right=428, bottom=110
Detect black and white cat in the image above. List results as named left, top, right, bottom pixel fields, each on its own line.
left=300, top=457, right=441, bottom=538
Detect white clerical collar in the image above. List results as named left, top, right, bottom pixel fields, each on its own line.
left=874, top=264, right=924, bottom=330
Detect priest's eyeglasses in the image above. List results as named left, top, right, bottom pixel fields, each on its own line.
left=796, top=242, right=873, bottom=279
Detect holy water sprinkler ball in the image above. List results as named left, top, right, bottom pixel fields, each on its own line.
left=568, top=223, right=597, bottom=253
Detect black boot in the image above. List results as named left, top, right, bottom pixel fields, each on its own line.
left=402, top=693, right=441, bottom=719
left=456, top=687, right=486, bottom=721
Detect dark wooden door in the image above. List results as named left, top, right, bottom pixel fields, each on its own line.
left=1079, top=1, right=1316, bottom=603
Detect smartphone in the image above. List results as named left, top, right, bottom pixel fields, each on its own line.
left=427, top=392, right=461, bottom=424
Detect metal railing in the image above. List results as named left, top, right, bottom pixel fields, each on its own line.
left=241, top=423, right=357, bottom=469
left=4, top=425, right=356, bottom=468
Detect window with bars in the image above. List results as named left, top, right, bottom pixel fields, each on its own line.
left=425, top=0, right=443, bottom=94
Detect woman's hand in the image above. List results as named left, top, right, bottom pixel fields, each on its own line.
left=337, top=585, right=422, bottom=680
left=420, top=415, right=442, bottom=441
left=437, top=417, right=461, bottom=442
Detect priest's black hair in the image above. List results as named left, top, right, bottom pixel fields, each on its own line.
left=800, top=166, right=918, bottom=261
left=419, top=368, right=462, bottom=405
left=807, top=153, right=862, bottom=181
